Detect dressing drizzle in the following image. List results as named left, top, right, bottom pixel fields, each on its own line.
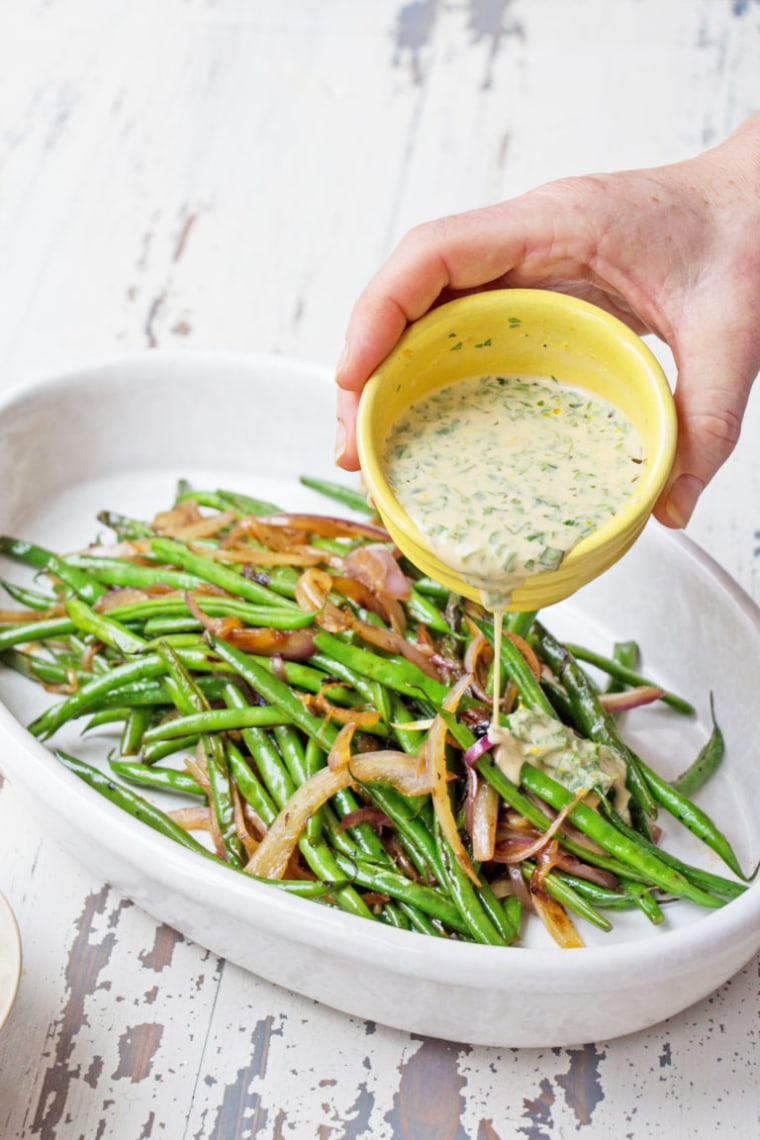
left=383, top=373, right=644, bottom=742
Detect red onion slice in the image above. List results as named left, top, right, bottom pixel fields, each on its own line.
left=463, top=732, right=495, bottom=768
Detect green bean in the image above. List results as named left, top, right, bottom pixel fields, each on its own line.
left=143, top=705, right=293, bottom=743
left=310, top=650, right=392, bottom=725
left=434, top=823, right=507, bottom=946
left=0, top=577, right=59, bottom=610
left=332, top=853, right=472, bottom=936
left=226, top=738, right=277, bottom=825
left=0, top=615, right=76, bottom=651
left=506, top=610, right=538, bottom=639
left=57, top=749, right=213, bottom=856
left=1, top=648, right=79, bottom=687
left=65, top=596, right=147, bottom=655
left=121, top=706, right=154, bottom=754
left=441, top=709, right=647, bottom=882
left=397, top=560, right=450, bottom=601
left=28, top=657, right=171, bottom=738
left=597, top=799, right=746, bottom=900
left=312, top=630, right=447, bottom=708
left=639, top=759, right=744, bottom=879
left=211, top=487, right=282, bottom=516
left=520, top=862, right=613, bottom=932
left=474, top=875, right=522, bottom=943
left=399, top=904, right=448, bottom=937
left=272, top=724, right=324, bottom=845
left=30, top=642, right=226, bottom=738
left=550, top=874, right=636, bottom=911
left=294, top=840, right=374, bottom=919
left=157, top=640, right=245, bottom=867
left=404, top=586, right=452, bottom=635
left=211, top=636, right=338, bottom=749
left=605, top=640, right=640, bottom=696
left=69, top=634, right=111, bottom=674
left=621, top=880, right=665, bottom=924
left=501, top=894, right=523, bottom=940
left=63, top=554, right=207, bottom=593
left=97, top=679, right=189, bottom=710
left=469, top=613, right=554, bottom=717
left=303, top=734, right=325, bottom=781
left=104, top=675, right=227, bottom=712
left=519, top=763, right=724, bottom=909
left=381, top=904, right=412, bottom=931
left=251, top=565, right=300, bottom=600
left=59, top=750, right=345, bottom=902
left=109, top=594, right=312, bottom=629
left=0, top=536, right=106, bottom=604
left=531, top=621, right=657, bottom=819
left=225, top=701, right=296, bottom=811
left=173, top=488, right=232, bottom=512
left=224, top=722, right=376, bottom=920
left=563, top=641, right=694, bottom=714
left=83, top=707, right=130, bottom=731
left=96, top=509, right=155, bottom=540
left=387, top=692, right=426, bottom=755
left=141, top=734, right=200, bottom=764
left=366, top=784, right=443, bottom=881
left=109, top=758, right=206, bottom=799
left=328, top=784, right=392, bottom=863
left=671, top=694, right=724, bottom=797
left=243, top=653, right=359, bottom=706
left=298, top=475, right=372, bottom=515
left=203, top=729, right=244, bottom=866
left=150, top=537, right=300, bottom=610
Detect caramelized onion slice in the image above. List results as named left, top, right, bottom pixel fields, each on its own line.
left=246, top=751, right=433, bottom=879
left=256, top=513, right=391, bottom=541
left=470, top=778, right=499, bottom=862
left=426, top=674, right=480, bottom=885
left=599, top=685, right=666, bottom=713
left=343, top=543, right=410, bottom=600
left=531, top=887, right=585, bottom=949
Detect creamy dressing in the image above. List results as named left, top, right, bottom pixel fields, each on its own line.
left=383, top=372, right=643, bottom=804
left=384, top=373, right=644, bottom=610
left=489, top=708, right=631, bottom=817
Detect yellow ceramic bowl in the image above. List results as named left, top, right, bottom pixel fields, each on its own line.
left=357, top=289, right=677, bottom=611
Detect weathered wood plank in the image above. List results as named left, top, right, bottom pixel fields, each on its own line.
left=0, top=0, right=759, bottom=1136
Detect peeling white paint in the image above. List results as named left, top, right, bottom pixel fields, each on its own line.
left=1, top=0, right=760, bottom=1136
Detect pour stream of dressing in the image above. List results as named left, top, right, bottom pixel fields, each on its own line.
left=383, top=373, right=644, bottom=736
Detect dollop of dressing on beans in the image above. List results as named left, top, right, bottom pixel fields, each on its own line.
left=383, top=373, right=644, bottom=611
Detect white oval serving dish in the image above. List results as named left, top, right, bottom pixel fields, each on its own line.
left=0, top=350, right=758, bottom=1047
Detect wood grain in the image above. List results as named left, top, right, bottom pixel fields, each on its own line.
left=0, top=1, right=759, bottom=1136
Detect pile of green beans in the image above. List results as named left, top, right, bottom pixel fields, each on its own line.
left=0, top=475, right=748, bottom=948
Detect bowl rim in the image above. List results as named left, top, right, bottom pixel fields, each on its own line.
left=357, top=289, right=677, bottom=604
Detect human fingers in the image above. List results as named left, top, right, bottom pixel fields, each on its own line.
left=335, top=386, right=361, bottom=471
left=334, top=187, right=607, bottom=468
left=655, top=307, right=760, bottom=527
left=335, top=190, right=589, bottom=399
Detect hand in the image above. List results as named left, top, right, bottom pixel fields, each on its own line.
left=335, top=115, right=760, bottom=528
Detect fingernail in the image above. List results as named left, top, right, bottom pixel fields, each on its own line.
left=335, top=419, right=347, bottom=463
left=665, top=474, right=703, bottom=528
left=335, top=340, right=349, bottom=378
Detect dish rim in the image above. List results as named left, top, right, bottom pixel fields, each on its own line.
left=0, top=888, right=21, bottom=1032
left=0, top=349, right=757, bottom=995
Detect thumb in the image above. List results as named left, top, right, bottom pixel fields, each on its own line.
left=655, top=321, right=758, bottom=528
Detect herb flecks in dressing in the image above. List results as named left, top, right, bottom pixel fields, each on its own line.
left=383, top=374, right=644, bottom=609
left=489, top=707, right=631, bottom=816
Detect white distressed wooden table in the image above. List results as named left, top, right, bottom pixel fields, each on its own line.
left=0, top=2, right=759, bottom=1137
